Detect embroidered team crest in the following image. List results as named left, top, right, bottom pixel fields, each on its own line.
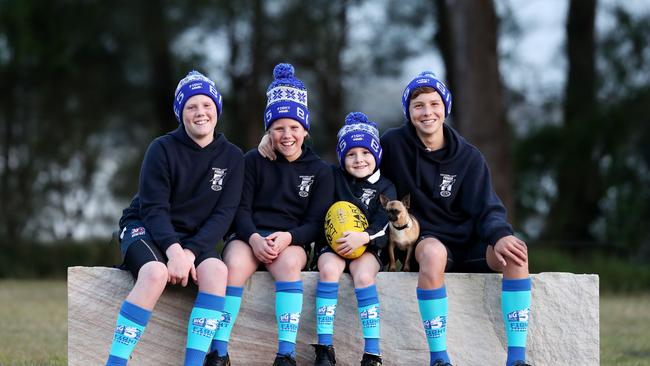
left=298, top=175, right=315, bottom=197
left=210, top=168, right=227, bottom=191
left=359, top=188, right=376, bottom=207
left=439, top=174, right=457, bottom=197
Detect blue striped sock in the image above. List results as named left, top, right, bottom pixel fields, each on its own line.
left=276, top=281, right=303, bottom=358
left=316, top=281, right=339, bottom=345
left=502, top=278, right=531, bottom=366
left=106, top=301, right=151, bottom=366
left=210, top=286, right=243, bottom=356
left=355, top=285, right=381, bottom=355
left=184, top=292, right=225, bottom=366
left=417, top=286, right=450, bottom=365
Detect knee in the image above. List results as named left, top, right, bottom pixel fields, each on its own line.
left=138, top=262, right=168, bottom=287
left=318, top=260, right=342, bottom=281
left=199, top=258, right=228, bottom=279
left=352, top=271, right=375, bottom=288
left=417, top=241, right=446, bottom=278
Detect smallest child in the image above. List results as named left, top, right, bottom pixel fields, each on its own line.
left=312, top=112, right=396, bottom=366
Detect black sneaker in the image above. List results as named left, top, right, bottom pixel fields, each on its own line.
left=312, top=344, right=336, bottom=365
left=273, top=354, right=297, bottom=366
left=360, top=353, right=382, bottom=366
left=512, top=361, right=532, bottom=366
left=432, top=359, right=453, bottom=366
left=204, top=351, right=230, bottom=366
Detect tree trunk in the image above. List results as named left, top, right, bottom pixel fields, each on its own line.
left=443, top=0, right=513, bottom=215
left=543, top=0, right=599, bottom=244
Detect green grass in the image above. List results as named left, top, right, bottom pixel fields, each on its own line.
left=601, top=293, right=650, bottom=365
left=0, top=280, right=648, bottom=365
left=0, top=280, right=67, bottom=366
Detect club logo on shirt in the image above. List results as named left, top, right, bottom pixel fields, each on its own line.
left=359, top=188, right=377, bottom=207
left=210, top=168, right=228, bottom=191
left=298, top=175, right=315, bottom=197
left=439, top=174, right=457, bottom=197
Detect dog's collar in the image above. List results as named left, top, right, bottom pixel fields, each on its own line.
left=392, top=220, right=411, bottom=231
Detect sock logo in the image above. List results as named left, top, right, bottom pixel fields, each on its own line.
left=507, top=308, right=529, bottom=332
left=113, top=325, right=142, bottom=345
left=360, top=305, right=380, bottom=328
left=192, top=317, right=218, bottom=337
left=218, top=312, right=232, bottom=329
left=279, top=312, right=300, bottom=333
left=423, top=316, right=447, bottom=338
left=317, top=304, right=337, bottom=316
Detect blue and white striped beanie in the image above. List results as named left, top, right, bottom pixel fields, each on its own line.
left=264, top=63, right=309, bottom=131
left=173, top=70, right=223, bottom=122
left=401, top=71, right=452, bottom=121
left=336, top=112, right=382, bottom=170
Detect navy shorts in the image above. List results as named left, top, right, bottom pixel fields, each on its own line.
left=386, top=234, right=494, bottom=273
left=311, top=243, right=384, bottom=272
left=222, top=232, right=311, bottom=271
left=120, top=221, right=220, bottom=278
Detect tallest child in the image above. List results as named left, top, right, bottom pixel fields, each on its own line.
left=380, top=72, right=532, bottom=366
left=204, top=63, right=334, bottom=366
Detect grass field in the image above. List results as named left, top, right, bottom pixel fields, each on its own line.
left=0, top=280, right=649, bottom=365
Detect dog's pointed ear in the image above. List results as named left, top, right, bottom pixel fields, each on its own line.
left=402, top=194, right=411, bottom=209
left=379, top=194, right=389, bottom=209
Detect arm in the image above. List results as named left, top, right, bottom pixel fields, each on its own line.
left=182, top=151, right=245, bottom=257
left=364, top=181, right=396, bottom=250
left=288, top=166, right=335, bottom=247
left=459, top=155, right=513, bottom=246
left=258, top=133, right=276, bottom=161
left=233, top=154, right=261, bottom=243
left=138, top=141, right=180, bottom=252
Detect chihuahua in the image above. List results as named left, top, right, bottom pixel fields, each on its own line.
left=380, top=194, right=420, bottom=272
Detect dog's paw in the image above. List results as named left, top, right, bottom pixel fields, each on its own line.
left=402, top=264, right=411, bottom=272
left=388, top=264, right=397, bottom=272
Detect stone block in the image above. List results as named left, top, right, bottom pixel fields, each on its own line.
left=68, top=267, right=599, bottom=365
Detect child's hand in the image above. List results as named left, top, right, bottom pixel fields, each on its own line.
left=335, top=231, right=369, bottom=256
left=183, top=248, right=198, bottom=285
left=493, top=235, right=528, bottom=267
left=258, top=134, right=276, bottom=161
left=166, top=243, right=193, bottom=286
left=250, top=233, right=277, bottom=264
left=266, top=231, right=292, bottom=254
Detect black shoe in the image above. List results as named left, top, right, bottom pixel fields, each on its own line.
left=273, top=354, right=297, bottom=366
left=512, top=361, right=532, bottom=366
left=204, top=351, right=231, bottom=366
left=312, top=344, right=336, bottom=365
left=360, top=353, right=382, bottom=366
left=432, top=359, right=453, bottom=366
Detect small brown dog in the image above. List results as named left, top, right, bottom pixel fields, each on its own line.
left=380, top=194, right=420, bottom=272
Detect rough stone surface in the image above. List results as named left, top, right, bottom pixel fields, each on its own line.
left=68, top=267, right=599, bottom=365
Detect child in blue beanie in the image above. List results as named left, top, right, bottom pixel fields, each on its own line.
left=379, top=71, right=532, bottom=366
left=105, top=71, right=244, bottom=366
left=203, top=63, right=334, bottom=366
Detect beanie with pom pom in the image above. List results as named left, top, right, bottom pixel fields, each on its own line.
left=264, top=63, right=310, bottom=131
left=336, top=112, right=382, bottom=170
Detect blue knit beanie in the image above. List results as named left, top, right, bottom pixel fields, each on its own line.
left=336, top=112, right=382, bottom=170
left=402, top=71, right=452, bottom=122
left=264, top=63, right=309, bottom=131
left=173, top=70, right=223, bottom=122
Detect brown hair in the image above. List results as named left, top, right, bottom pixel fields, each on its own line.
left=410, top=86, right=437, bottom=101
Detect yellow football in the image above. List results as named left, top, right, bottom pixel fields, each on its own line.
left=324, top=201, right=369, bottom=259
